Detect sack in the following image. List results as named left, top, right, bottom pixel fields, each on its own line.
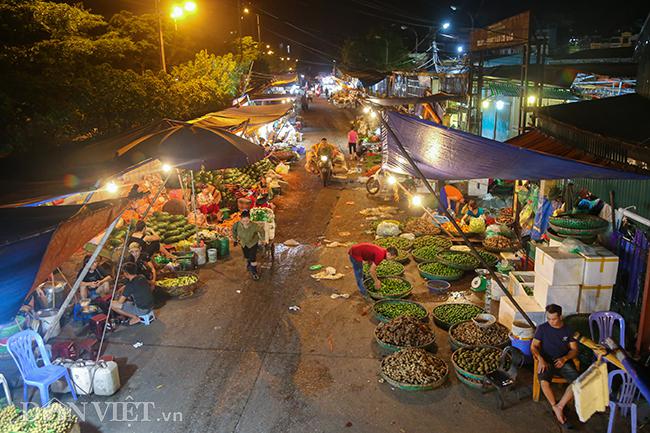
left=376, top=221, right=401, bottom=237
left=468, top=217, right=486, bottom=233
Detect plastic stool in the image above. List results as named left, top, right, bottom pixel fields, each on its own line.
left=139, top=311, right=156, bottom=325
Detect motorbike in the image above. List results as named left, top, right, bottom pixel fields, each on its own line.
left=366, top=167, right=417, bottom=196
left=317, top=154, right=332, bottom=187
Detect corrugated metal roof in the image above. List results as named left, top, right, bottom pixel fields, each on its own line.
left=485, top=82, right=579, bottom=100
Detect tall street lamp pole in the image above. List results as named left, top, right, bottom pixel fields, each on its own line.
left=156, top=0, right=167, bottom=73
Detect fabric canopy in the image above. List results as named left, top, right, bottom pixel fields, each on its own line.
left=0, top=199, right=125, bottom=324
left=383, top=111, right=650, bottom=181
left=190, top=104, right=292, bottom=130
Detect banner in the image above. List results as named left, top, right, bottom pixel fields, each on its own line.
left=470, top=11, right=530, bottom=51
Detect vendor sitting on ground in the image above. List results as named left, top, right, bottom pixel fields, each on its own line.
left=348, top=243, right=397, bottom=298
left=111, top=262, right=154, bottom=325
left=129, top=220, right=174, bottom=261
left=196, top=184, right=223, bottom=222
left=460, top=199, right=485, bottom=225
left=78, top=255, right=113, bottom=299
left=531, top=304, right=579, bottom=427
left=126, top=242, right=156, bottom=284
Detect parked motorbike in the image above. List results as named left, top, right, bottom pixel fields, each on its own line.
left=366, top=168, right=417, bottom=196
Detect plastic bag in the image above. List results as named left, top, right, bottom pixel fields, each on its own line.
left=485, top=224, right=503, bottom=238
left=468, top=217, right=486, bottom=234
left=376, top=221, right=401, bottom=237
left=400, top=233, right=415, bottom=240
left=275, top=162, right=290, bottom=175
left=559, top=238, right=587, bottom=255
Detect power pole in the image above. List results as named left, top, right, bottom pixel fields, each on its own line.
left=237, top=0, right=242, bottom=54
left=256, top=13, right=261, bottom=43
left=156, top=0, right=167, bottom=73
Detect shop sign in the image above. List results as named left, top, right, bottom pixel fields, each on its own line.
left=470, top=11, right=530, bottom=51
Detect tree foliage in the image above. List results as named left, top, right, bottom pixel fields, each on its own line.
left=0, top=1, right=260, bottom=154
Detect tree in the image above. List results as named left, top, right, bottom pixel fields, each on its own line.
left=341, top=30, right=414, bottom=71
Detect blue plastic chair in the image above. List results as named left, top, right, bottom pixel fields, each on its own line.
left=608, top=369, right=639, bottom=433
left=7, top=330, right=78, bottom=407
left=589, top=311, right=626, bottom=349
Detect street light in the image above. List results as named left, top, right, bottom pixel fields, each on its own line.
left=170, top=5, right=183, bottom=19
left=184, top=1, right=197, bottom=12
left=243, top=6, right=249, bottom=13
left=442, top=22, right=450, bottom=30
left=457, top=45, right=464, bottom=53
left=527, top=95, right=537, bottom=105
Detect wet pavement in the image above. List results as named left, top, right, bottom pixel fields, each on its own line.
left=18, top=98, right=633, bottom=433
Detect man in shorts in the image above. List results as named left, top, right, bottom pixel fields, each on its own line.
left=531, top=304, right=579, bottom=426
left=111, top=262, right=154, bottom=325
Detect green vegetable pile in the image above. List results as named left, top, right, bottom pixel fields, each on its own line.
left=477, top=250, right=499, bottom=267
left=374, top=237, right=413, bottom=251
left=364, top=260, right=404, bottom=277
left=436, top=251, right=481, bottom=270
left=374, top=300, right=427, bottom=320
left=433, top=303, right=483, bottom=327
left=148, top=211, right=195, bottom=244
left=418, top=262, right=464, bottom=280
left=412, top=235, right=452, bottom=251
left=394, top=249, right=410, bottom=263
left=365, top=277, right=411, bottom=296
left=0, top=403, right=77, bottom=432
left=453, top=346, right=501, bottom=376
left=412, top=246, right=444, bottom=262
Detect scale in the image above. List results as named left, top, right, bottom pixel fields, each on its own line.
left=471, top=268, right=491, bottom=292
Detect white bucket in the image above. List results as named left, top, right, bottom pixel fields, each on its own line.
left=207, top=248, right=218, bottom=263
left=512, top=320, right=535, bottom=339
left=191, top=245, right=207, bottom=266
left=37, top=309, right=61, bottom=338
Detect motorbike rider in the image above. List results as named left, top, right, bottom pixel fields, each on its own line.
left=306, top=138, right=337, bottom=173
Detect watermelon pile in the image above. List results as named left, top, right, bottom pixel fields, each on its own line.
left=148, top=211, right=195, bottom=244
left=194, top=159, right=275, bottom=189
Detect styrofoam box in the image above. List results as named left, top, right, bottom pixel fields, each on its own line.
left=498, top=295, right=546, bottom=330
left=579, top=246, right=619, bottom=286
left=508, top=271, right=535, bottom=297
left=577, top=285, right=614, bottom=313
left=533, top=275, right=580, bottom=315
left=549, top=238, right=563, bottom=248
left=535, top=246, right=584, bottom=286
left=468, top=179, right=489, bottom=197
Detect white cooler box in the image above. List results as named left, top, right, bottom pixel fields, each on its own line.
left=535, top=246, right=584, bottom=286
left=577, top=285, right=614, bottom=313
left=533, top=275, right=580, bottom=315
left=498, top=295, right=546, bottom=330
left=508, top=271, right=535, bottom=297
left=579, top=246, right=619, bottom=286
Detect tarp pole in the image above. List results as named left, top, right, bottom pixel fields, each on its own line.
left=43, top=208, right=125, bottom=341
left=381, top=115, right=536, bottom=328
left=190, top=170, right=199, bottom=236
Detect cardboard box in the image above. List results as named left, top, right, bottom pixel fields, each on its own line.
left=579, top=246, right=619, bottom=286
left=577, top=285, right=614, bottom=313
left=508, top=271, right=535, bottom=297
left=498, top=295, right=546, bottom=330
left=533, top=275, right=581, bottom=315
left=535, top=245, right=584, bottom=286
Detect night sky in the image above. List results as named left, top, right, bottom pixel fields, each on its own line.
left=78, top=0, right=648, bottom=71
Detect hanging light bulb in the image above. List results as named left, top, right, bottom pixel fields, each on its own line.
left=411, top=195, right=422, bottom=207
left=105, top=181, right=119, bottom=194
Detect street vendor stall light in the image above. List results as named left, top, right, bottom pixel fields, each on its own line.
left=161, top=163, right=173, bottom=173
left=495, top=100, right=505, bottom=110
left=370, top=111, right=377, bottom=119
left=457, top=45, right=464, bottom=53
left=243, top=7, right=249, bottom=13
left=442, top=22, right=451, bottom=30
left=266, top=44, right=270, bottom=49
left=387, top=175, right=397, bottom=185
left=527, top=95, right=537, bottom=105
left=481, top=100, right=490, bottom=109
left=363, top=106, right=370, bottom=113
left=105, top=181, right=119, bottom=194
left=411, top=195, right=423, bottom=207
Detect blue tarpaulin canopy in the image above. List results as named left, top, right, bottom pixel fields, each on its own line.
left=383, top=112, right=649, bottom=180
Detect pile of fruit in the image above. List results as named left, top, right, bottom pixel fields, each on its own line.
left=374, top=300, right=427, bottom=321
left=374, top=237, right=413, bottom=251
left=412, top=235, right=452, bottom=251
left=436, top=251, right=481, bottom=270
left=363, top=260, right=404, bottom=277
left=497, top=208, right=514, bottom=225
left=483, top=235, right=516, bottom=251
left=393, top=249, right=410, bottom=263
left=365, top=277, right=412, bottom=297
left=0, top=403, right=77, bottom=432
left=432, top=303, right=483, bottom=328
left=441, top=222, right=471, bottom=235
left=418, top=262, right=464, bottom=281
left=450, top=321, right=510, bottom=346
left=412, top=246, right=444, bottom=263
left=477, top=250, right=499, bottom=267
left=381, top=348, right=448, bottom=386
left=157, top=274, right=198, bottom=288
left=375, top=316, right=435, bottom=347
left=107, top=227, right=129, bottom=249
left=453, top=346, right=501, bottom=376
left=194, top=159, right=275, bottom=189
left=148, top=211, right=195, bottom=244
left=404, top=217, right=441, bottom=236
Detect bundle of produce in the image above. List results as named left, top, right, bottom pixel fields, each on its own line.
left=250, top=207, right=274, bottom=222
left=418, top=262, right=464, bottom=281
left=441, top=222, right=471, bottom=235
left=0, top=403, right=77, bottom=432
left=364, top=277, right=412, bottom=299
left=373, top=300, right=428, bottom=322
left=453, top=346, right=501, bottom=376
left=432, top=303, right=484, bottom=329
left=412, top=235, right=452, bottom=251
left=450, top=321, right=510, bottom=347
left=375, top=316, right=435, bottom=349
left=381, top=348, right=448, bottom=387
left=412, top=246, right=444, bottom=263
left=156, top=272, right=199, bottom=298
left=404, top=217, right=441, bottom=236
left=435, top=251, right=480, bottom=271
left=482, top=235, right=518, bottom=252
left=374, top=236, right=413, bottom=251
left=363, top=260, right=404, bottom=277
left=149, top=211, right=196, bottom=244
left=476, top=250, right=499, bottom=267
left=196, top=230, right=217, bottom=242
